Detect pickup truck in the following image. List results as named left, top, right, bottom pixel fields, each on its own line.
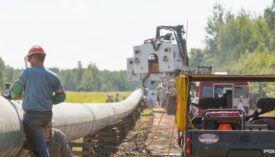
left=176, top=74, right=275, bottom=157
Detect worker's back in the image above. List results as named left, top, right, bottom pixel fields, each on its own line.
left=21, top=66, right=62, bottom=112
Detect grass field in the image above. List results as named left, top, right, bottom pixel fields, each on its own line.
left=65, top=91, right=131, bottom=103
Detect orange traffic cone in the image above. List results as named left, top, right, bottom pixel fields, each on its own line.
left=218, top=123, right=232, bottom=130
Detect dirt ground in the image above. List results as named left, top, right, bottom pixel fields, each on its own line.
left=145, top=107, right=182, bottom=156
left=110, top=106, right=181, bottom=157
left=72, top=106, right=181, bottom=157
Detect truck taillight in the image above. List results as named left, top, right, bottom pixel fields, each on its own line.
left=185, top=136, right=191, bottom=156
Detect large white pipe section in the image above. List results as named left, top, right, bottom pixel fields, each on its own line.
left=0, top=89, right=143, bottom=157
left=0, top=97, right=24, bottom=157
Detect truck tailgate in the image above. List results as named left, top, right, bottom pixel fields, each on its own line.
left=186, top=130, right=275, bottom=157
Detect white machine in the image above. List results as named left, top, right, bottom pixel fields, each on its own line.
left=132, top=42, right=184, bottom=74
left=127, top=25, right=189, bottom=84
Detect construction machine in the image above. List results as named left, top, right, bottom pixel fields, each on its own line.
left=127, top=25, right=211, bottom=84
left=127, top=25, right=211, bottom=112
left=176, top=74, right=275, bottom=157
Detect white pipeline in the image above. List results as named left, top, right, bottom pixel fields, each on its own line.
left=0, top=89, right=143, bottom=157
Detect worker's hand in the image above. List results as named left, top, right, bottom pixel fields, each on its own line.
left=2, top=89, right=11, bottom=100
left=177, top=137, right=182, bottom=147
left=2, top=83, right=12, bottom=100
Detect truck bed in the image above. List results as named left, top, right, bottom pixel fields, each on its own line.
left=184, top=130, right=275, bottom=157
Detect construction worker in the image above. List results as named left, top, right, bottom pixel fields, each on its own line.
left=44, top=121, right=73, bottom=157
left=28, top=121, right=73, bottom=157
left=3, top=45, right=66, bottom=157
left=114, top=93, right=120, bottom=102
left=106, top=94, right=112, bottom=102
left=106, top=94, right=114, bottom=103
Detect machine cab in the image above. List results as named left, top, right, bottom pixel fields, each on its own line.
left=191, top=81, right=249, bottom=116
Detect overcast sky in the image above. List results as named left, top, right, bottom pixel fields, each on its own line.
left=0, top=0, right=272, bottom=71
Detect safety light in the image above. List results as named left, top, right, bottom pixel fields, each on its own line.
left=185, top=135, right=191, bottom=156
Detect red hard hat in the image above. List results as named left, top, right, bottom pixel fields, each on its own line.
left=27, top=45, right=46, bottom=58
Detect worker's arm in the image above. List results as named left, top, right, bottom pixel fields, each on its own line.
left=52, top=88, right=66, bottom=105
left=50, top=73, right=66, bottom=105
left=61, top=141, right=73, bottom=157
left=10, top=80, right=24, bottom=99
left=60, top=131, right=73, bottom=157
left=2, top=70, right=26, bottom=100
left=2, top=81, right=24, bottom=100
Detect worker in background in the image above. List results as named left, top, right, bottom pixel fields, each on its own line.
left=106, top=94, right=112, bottom=102
left=106, top=94, right=115, bottom=103
left=3, top=45, right=66, bottom=157
left=114, top=93, right=120, bottom=102
left=109, top=95, right=114, bottom=102
left=148, top=91, right=157, bottom=107
left=44, top=121, right=73, bottom=157
left=237, top=96, right=246, bottom=115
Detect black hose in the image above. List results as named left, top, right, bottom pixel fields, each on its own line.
left=150, top=40, right=161, bottom=51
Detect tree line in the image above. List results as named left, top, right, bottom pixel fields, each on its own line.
left=0, top=60, right=140, bottom=92
left=189, top=0, right=275, bottom=102
left=0, top=1, right=274, bottom=93
left=190, top=0, right=275, bottom=73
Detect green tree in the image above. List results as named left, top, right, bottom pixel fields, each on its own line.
left=78, top=68, right=95, bottom=91
left=204, top=4, right=225, bottom=63
left=264, top=0, right=275, bottom=29
left=76, top=61, right=83, bottom=86
left=264, top=0, right=275, bottom=51
left=189, top=48, right=205, bottom=66
left=0, top=57, right=6, bottom=89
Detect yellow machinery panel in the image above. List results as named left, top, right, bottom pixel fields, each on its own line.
left=176, top=75, right=189, bottom=131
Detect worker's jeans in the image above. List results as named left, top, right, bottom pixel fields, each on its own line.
left=23, top=110, right=52, bottom=157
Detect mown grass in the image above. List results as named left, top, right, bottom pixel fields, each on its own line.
left=65, top=91, right=131, bottom=103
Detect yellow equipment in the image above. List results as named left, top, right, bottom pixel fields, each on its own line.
left=176, top=75, right=189, bottom=131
